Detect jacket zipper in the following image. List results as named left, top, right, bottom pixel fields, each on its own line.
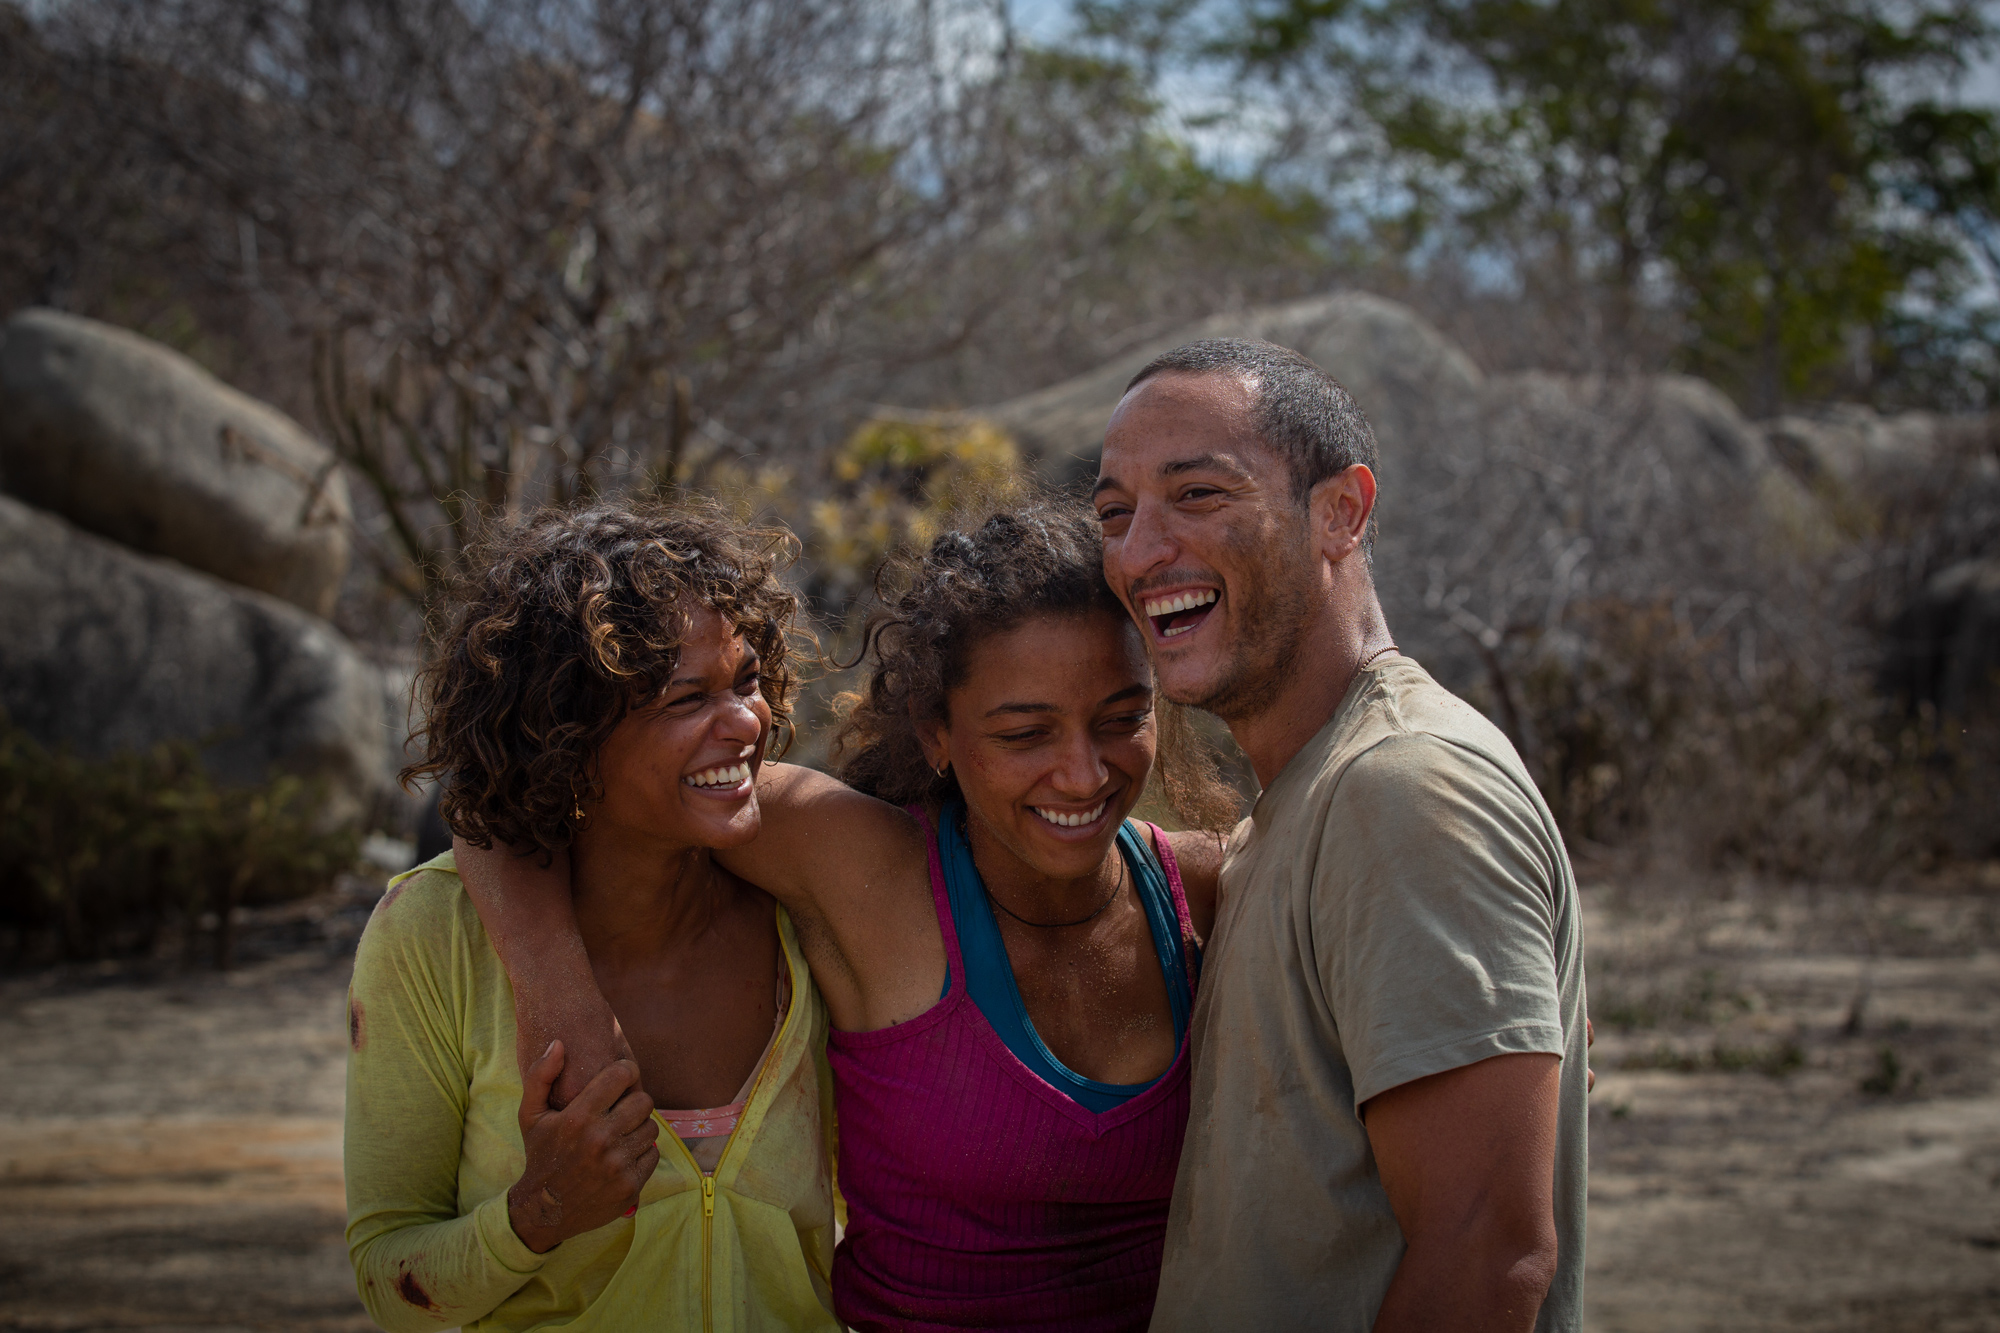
left=701, top=1174, right=715, bottom=1332
left=701, top=909, right=800, bottom=1332
left=666, top=910, right=802, bottom=1333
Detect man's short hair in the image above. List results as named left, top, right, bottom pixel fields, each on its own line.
left=1124, top=338, right=1380, bottom=549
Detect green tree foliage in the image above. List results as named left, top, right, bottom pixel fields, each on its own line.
left=1092, top=0, right=2000, bottom=413
left=993, top=47, right=1333, bottom=312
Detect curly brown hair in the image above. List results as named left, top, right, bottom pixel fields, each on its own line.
left=402, top=502, right=803, bottom=858
left=832, top=500, right=1240, bottom=830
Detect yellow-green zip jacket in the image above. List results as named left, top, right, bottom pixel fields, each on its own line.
left=343, top=853, right=840, bottom=1332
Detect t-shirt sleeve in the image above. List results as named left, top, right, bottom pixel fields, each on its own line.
left=1310, top=732, right=1566, bottom=1108
left=343, top=870, right=548, bottom=1331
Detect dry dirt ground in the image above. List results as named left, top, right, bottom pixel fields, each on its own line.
left=1, top=871, right=1996, bottom=1332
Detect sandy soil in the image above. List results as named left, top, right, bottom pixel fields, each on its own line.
left=1, top=871, right=1996, bottom=1331
left=1582, top=870, right=2000, bottom=1331
left=0, top=889, right=369, bottom=1332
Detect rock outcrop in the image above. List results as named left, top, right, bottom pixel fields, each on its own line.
left=0, top=308, right=352, bottom=618
left=972, top=290, right=1925, bottom=698
left=989, top=291, right=1484, bottom=487
left=980, top=292, right=1791, bottom=495
left=1763, top=404, right=1943, bottom=492
left=0, top=494, right=393, bottom=824
left=1882, top=558, right=2000, bottom=716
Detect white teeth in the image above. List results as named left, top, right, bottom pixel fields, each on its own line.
left=684, top=763, right=749, bottom=789
left=1032, top=800, right=1107, bottom=828
left=1143, top=589, right=1218, bottom=619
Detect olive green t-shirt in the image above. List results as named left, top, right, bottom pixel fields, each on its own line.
left=1150, top=655, right=1587, bottom=1332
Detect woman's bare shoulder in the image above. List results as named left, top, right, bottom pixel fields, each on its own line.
left=1163, top=827, right=1227, bottom=879
left=742, top=763, right=944, bottom=1028
left=757, top=763, right=925, bottom=846
left=723, top=763, right=928, bottom=908
left=1161, top=827, right=1228, bottom=939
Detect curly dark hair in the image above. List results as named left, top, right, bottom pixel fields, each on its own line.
left=832, top=500, right=1240, bottom=830
left=401, top=502, right=803, bottom=858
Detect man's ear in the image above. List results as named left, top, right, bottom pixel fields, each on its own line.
left=1309, top=464, right=1376, bottom=564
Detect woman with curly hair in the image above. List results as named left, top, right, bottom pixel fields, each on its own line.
left=343, top=504, right=840, bottom=1333
left=458, top=499, right=1238, bottom=1332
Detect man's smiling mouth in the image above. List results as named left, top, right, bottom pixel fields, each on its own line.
left=1143, top=588, right=1219, bottom=640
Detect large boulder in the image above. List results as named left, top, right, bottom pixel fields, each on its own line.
left=985, top=291, right=1485, bottom=486
left=0, top=494, right=394, bottom=824
left=975, top=290, right=1833, bottom=699
left=1469, top=370, right=1813, bottom=533
left=1881, top=558, right=2000, bottom=716
left=0, top=308, right=352, bottom=617
left=1762, top=403, right=1943, bottom=492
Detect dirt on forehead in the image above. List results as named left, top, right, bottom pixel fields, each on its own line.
left=0, top=872, right=1994, bottom=1329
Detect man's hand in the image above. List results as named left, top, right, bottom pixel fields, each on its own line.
left=1365, top=1052, right=1561, bottom=1333
left=507, top=1042, right=660, bottom=1254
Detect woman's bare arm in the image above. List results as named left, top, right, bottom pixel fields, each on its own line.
left=712, top=766, right=941, bottom=1020
left=454, top=838, right=629, bottom=1108
left=456, top=763, right=941, bottom=1105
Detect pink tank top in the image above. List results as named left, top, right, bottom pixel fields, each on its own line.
left=827, top=812, right=1197, bottom=1332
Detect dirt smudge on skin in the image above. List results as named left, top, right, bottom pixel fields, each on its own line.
left=396, top=1265, right=438, bottom=1311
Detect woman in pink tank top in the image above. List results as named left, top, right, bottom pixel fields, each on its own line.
left=460, top=501, right=1240, bottom=1330
left=823, top=800, right=1198, bottom=1330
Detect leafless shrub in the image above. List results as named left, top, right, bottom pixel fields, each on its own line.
left=1362, top=353, right=1992, bottom=880
left=18, top=0, right=1031, bottom=601
left=1, top=0, right=1340, bottom=632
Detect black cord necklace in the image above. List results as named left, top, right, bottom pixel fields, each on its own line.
left=987, top=854, right=1126, bottom=929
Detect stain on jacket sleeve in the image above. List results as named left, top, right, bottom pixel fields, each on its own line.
left=395, top=1263, right=439, bottom=1312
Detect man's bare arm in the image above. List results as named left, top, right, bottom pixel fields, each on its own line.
left=1365, top=1052, right=1561, bottom=1333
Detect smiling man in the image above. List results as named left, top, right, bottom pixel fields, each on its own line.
left=1093, top=340, right=1588, bottom=1333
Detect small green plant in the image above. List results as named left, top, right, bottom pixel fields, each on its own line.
left=0, top=716, right=360, bottom=967
left=1859, top=1046, right=1911, bottom=1095
left=1622, top=1040, right=1805, bottom=1077
left=1712, top=1041, right=1806, bottom=1077
left=1593, top=970, right=1754, bottom=1032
